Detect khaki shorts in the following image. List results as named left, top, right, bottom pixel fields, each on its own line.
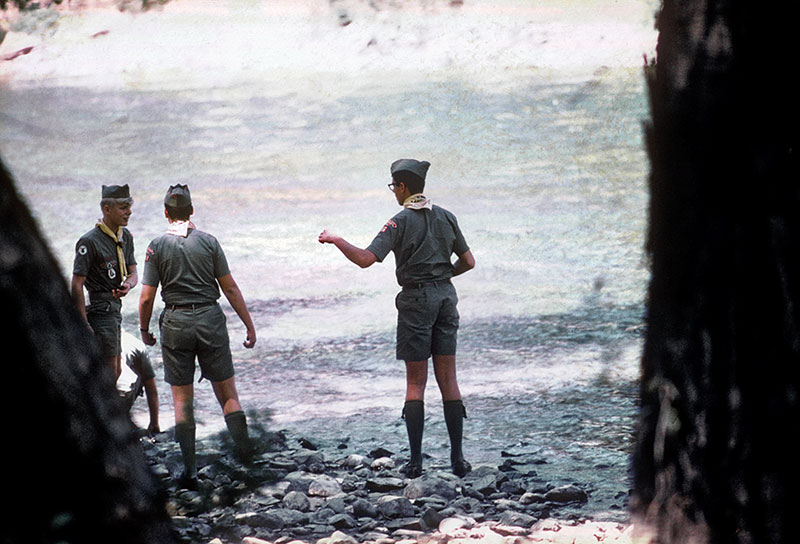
left=159, top=303, right=234, bottom=386
left=395, top=281, right=459, bottom=361
left=87, top=299, right=122, bottom=358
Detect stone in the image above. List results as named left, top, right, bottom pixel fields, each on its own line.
left=308, top=474, right=342, bottom=497
left=438, top=515, right=475, bottom=533
left=371, top=456, right=396, bottom=470
left=329, top=513, right=357, bottom=529
left=544, top=485, right=588, bottom=503
left=420, top=506, right=443, bottom=530
left=235, top=511, right=285, bottom=530
left=282, top=490, right=311, bottom=512
left=404, top=475, right=458, bottom=500
left=366, top=476, right=405, bottom=492
left=352, top=498, right=379, bottom=518
left=342, top=454, right=368, bottom=468
left=323, top=530, right=359, bottom=544
left=519, top=492, right=546, bottom=504
left=376, top=495, right=416, bottom=518
left=498, top=510, right=537, bottom=527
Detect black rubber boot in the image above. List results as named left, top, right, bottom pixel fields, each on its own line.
left=174, top=420, right=198, bottom=489
left=401, top=400, right=424, bottom=478
left=443, top=399, right=471, bottom=477
left=224, top=410, right=253, bottom=465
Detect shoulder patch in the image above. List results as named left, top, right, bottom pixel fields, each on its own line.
left=145, top=245, right=155, bottom=263
left=380, top=219, right=398, bottom=233
left=77, top=244, right=88, bottom=256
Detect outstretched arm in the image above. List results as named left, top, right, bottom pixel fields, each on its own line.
left=217, top=273, right=257, bottom=348
left=318, top=230, right=378, bottom=268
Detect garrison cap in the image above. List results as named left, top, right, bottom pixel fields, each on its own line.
left=390, top=159, right=430, bottom=181
left=164, top=184, right=192, bottom=208
left=102, top=184, right=131, bottom=200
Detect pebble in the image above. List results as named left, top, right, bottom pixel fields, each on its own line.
left=136, top=427, right=630, bottom=544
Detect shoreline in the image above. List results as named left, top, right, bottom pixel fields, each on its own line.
left=140, top=421, right=645, bottom=544
left=1, top=0, right=658, bottom=90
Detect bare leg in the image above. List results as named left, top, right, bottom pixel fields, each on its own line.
left=432, top=354, right=461, bottom=401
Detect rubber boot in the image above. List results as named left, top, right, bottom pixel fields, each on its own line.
left=174, top=420, right=198, bottom=489
left=443, top=399, right=471, bottom=477
left=224, top=410, right=253, bottom=465
left=401, top=400, right=424, bottom=478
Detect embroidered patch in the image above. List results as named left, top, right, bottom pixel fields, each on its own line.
left=77, top=245, right=88, bottom=256
left=145, top=246, right=154, bottom=263
left=380, top=219, right=397, bottom=233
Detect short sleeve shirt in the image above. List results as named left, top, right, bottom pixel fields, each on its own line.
left=366, top=205, right=469, bottom=286
left=73, top=226, right=137, bottom=295
left=142, top=228, right=230, bottom=305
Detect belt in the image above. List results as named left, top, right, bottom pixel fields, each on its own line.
left=402, top=279, right=452, bottom=290
left=166, top=301, right=216, bottom=311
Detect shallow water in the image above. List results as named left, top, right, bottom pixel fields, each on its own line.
left=0, top=4, right=653, bottom=521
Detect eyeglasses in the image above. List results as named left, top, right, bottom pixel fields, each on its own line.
left=388, top=183, right=397, bottom=191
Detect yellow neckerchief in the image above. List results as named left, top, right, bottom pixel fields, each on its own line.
left=96, top=220, right=128, bottom=281
left=403, top=193, right=432, bottom=210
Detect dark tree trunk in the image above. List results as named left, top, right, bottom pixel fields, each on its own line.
left=633, top=1, right=800, bottom=543
left=0, top=158, right=176, bottom=543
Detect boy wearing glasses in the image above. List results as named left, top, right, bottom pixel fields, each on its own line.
left=319, top=158, right=475, bottom=478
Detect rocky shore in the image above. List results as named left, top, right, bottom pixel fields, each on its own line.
left=139, top=421, right=638, bottom=544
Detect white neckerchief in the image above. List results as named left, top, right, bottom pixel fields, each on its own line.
left=403, top=193, right=432, bottom=210
left=166, top=220, right=195, bottom=238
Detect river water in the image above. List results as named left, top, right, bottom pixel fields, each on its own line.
left=0, top=0, right=656, bottom=522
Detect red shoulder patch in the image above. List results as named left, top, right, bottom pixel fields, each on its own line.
left=380, top=219, right=398, bottom=233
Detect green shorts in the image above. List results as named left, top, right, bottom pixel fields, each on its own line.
left=87, top=299, right=122, bottom=359
left=159, top=303, right=234, bottom=386
left=395, top=281, right=459, bottom=361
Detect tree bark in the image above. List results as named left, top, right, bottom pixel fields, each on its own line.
left=633, top=1, right=800, bottom=543
left=0, top=158, right=176, bottom=543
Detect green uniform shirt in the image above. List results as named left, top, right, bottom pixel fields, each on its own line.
left=367, top=205, right=469, bottom=286
left=73, top=225, right=137, bottom=299
left=142, top=228, right=230, bottom=305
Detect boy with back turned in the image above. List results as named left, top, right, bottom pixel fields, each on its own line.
left=319, top=159, right=476, bottom=478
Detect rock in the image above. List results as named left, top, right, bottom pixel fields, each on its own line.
left=242, top=538, right=271, bottom=544
left=499, top=510, right=537, bottom=527
left=371, top=456, right=396, bottom=471
left=544, top=485, right=588, bottom=503
left=366, top=476, right=405, bottom=492
left=342, top=454, right=368, bottom=468
left=369, top=447, right=394, bottom=458
left=376, top=495, right=416, bottom=518
left=352, top=498, right=379, bottom=518
left=320, top=530, right=359, bottom=544
left=420, top=506, right=443, bottom=530
left=438, top=515, right=475, bottom=533
left=404, top=475, right=458, bottom=500
left=235, top=511, right=285, bottom=530
left=282, top=490, right=311, bottom=512
left=329, top=513, right=358, bottom=529
left=308, top=474, right=342, bottom=497
left=519, top=491, right=547, bottom=504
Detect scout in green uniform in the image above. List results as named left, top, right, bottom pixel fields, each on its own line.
left=319, top=159, right=476, bottom=478
left=71, top=184, right=138, bottom=380
left=138, top=184, right=257, bottom=489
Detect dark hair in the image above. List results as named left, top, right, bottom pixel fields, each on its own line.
left=392, top=170, right=425, bottom=194
left=166, top=205, right=193, bottom=221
